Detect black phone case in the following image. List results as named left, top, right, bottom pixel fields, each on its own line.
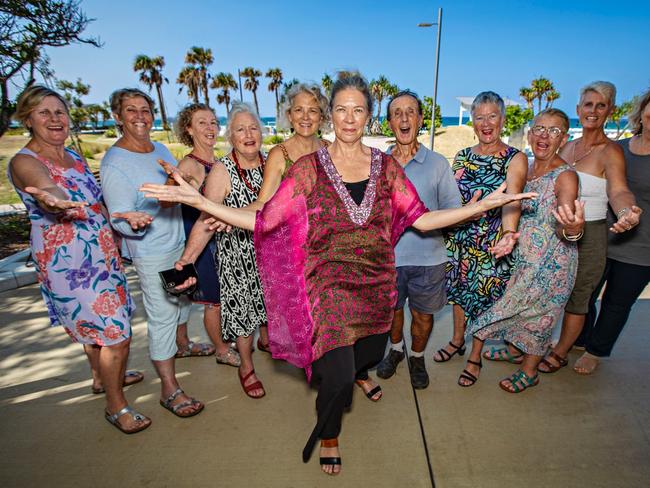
left=158, top=264, right=198, bottom=291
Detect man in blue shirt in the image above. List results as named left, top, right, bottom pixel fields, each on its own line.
left=377, top=91, right=461, bottom=388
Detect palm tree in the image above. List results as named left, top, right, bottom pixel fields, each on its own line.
left=185, top=46, right=213, bottom=106
left=322, top=74, right=333, bottom=97
left=266, top=68, right=283, bottom=123
left=519, top=87, right=536, bottom=111
left=240, top=66, right=262, bottom=114
left=210, top=72, right=238, bottom=115
left=531, top=77, right=554, bottom=114
left=133, top=54, right=170, bottom=130
left=369, top=76, right=396, bottom=126
left=177, top=66, right=201, bottom=103
left=545, top=89, right=560, bottom=109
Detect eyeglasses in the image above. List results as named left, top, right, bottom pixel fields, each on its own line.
left=531, top=125, right=564, bottom=138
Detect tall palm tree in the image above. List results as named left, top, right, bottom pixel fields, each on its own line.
left=321, top=74, right=333, bottom=97
left=185, top=46, right=213, bottom=106
left=519, top=87, right=536, bottom=111
left=369, top=76, right=395, bottom=125
left=266, top=68, right=283, bottom=123
left=210, top=72, right=238, bottom=115
left=240, top=66, right=262, bottom=114
left=531, top=77, right=554, bottom=114
left=133, top=54, right=170, bottom=130
left=177, top=66, right=201, bottom=103
left=545, top=89, right=560, bottom=109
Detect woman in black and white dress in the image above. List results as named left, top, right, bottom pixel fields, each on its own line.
left=179, top=102, right=267, bottom=398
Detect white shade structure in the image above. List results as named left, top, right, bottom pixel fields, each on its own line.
left=457, top=96, right=521, bottom=125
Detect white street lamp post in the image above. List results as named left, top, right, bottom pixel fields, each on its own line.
left=418, top=7, right=443, bottom=150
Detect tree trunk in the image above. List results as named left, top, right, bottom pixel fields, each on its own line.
left=225, top=92, right=231, bottom=115
left=156, top=83, right=169, bottom=130
left=275, top=89, right=280, bottom=124
left=203, top=81, right=210, bottom=107
left=253, top=90, right=259, bottom=115
left=0, top=78, right=12, bottom=137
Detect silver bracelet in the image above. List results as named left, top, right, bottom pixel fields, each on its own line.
left=617, top=207, right=630, bottom=219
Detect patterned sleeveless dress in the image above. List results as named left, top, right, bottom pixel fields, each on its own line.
left=217, top=154, right=267, bottom=341
left=445, top=146, right=519, bottom=321
left=467, top=164, right=578, bottom=354
left=8, top=148, right=134, bottom=345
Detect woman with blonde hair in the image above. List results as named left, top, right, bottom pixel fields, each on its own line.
left=576, top=88, right=650, bottom=373
left=8, top=85, right=148, bottom=433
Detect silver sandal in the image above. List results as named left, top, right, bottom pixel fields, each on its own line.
left=159, top=388, right=204, bottom=418
left=216, top=348, right=241, bottom=367
left=105, top=405, right=151, bottom=434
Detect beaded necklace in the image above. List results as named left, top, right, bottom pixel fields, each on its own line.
left=231, top=150, right=264, bottom=193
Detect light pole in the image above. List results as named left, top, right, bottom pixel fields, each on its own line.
left=238, top=69, right=244, bottom=101
left=418, top=7, right=443, bottom=150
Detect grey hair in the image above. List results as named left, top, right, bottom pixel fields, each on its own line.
left=471, top=91, right=506, bottom=118
left=329, top=70, right=373, bottom=115
left=225, top=101, right=264, bottom=142
left=579, top=81, right=616, bottom=107
left=628, top=88, right=650, bottom=136
left=278, top=83, right=330, bottom=130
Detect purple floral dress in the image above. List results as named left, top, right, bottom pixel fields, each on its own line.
left=9, top=148, right=134, bottom=346
left=467, top=164, right=578, bottom=355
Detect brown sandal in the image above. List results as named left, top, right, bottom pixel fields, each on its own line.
left=538, top=350, right=568, bottom=374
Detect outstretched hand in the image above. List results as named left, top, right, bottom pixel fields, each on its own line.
left=490, top=232, right=520, bottom=258
left=111, top=211, right=153, bottom=230
left=478, top=183, right=537, bottom=212
left=610, top=205, right=642, bottom=234
left=25, top=187, right=88, bottom=213
left=203, top=216, right=232, bottom=233
left=140, top=161, right=203, bottom=208
left=552, top=200, right=585, bottom=236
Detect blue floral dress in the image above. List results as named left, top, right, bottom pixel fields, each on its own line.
left=445, top=146, right=519, bottom=321
left=9, top=148, right=134, bottom=346
left=467, top=164, right=578, bottom=355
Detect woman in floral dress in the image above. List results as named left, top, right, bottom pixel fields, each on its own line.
left=8, top=86, right=148, bottom=434
left=141, top=72, right=535, bottom=475
left=437, top=91, right=528, bottom=364
left=460, top=109, right=584, bottom=393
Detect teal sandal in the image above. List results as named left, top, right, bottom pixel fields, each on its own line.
left=483, top=346, right=524, bottom=364
left=499, top=369, right=539, bottom=393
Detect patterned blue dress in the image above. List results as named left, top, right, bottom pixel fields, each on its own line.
left=9, top=148, right=134, bottom=345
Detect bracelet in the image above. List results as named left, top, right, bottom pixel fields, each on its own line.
left=562, top=228, right=584, bottom=241
left=501, top=229, right=514, bottom=236
left=617, top=207, right=630, bottom=219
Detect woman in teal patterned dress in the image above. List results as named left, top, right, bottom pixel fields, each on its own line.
left=435, top=92, right=528, bottom=363
left=459, top=109, right=584, bottom=392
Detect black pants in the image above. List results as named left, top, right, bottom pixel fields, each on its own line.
left=581, top=258, right=650, bottom=357
left=302, top=332, right=388, bottom=461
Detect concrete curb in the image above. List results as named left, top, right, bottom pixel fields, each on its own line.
left=0, top=249, right=37, bottom=292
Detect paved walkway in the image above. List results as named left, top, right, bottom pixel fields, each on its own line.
left=1, top=270, right=648, bottom=487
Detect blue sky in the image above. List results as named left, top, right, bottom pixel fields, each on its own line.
left=33, top=0, right=650, bottom=118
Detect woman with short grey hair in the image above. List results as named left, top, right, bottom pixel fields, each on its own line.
left=177, top=101, right=268, bottom=398
left=437, top=91, right=528, bottom=370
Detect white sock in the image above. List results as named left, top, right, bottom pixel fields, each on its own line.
left=390, top=341, right=404, bottom=352
left=410, top=350, right=424, bottom=358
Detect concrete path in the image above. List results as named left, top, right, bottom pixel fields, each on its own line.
left=1, top=269, right=648, bottom=487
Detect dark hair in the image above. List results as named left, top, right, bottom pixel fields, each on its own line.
left=386, top=90, right=423, bottom=120
left=329, top=71, right=373, bottom=115
left=535, top=108, right=570, bottom=133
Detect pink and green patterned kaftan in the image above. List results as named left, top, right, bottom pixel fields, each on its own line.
left=254, top=147, right=426, bottom=378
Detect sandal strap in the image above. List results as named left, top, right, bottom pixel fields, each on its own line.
left=548, top=350, right=568, bottom=366
left=436, top=348, right=451, bottom=360
left=163, top=387, right=184, bottom=405
left=170, top=398, right=198, bottom=413
left=106, top=405, right=146, bottom=423
left=467, top=358, right=482, bottom=368
left=365, top=385, right=382, bottom=399
left=459, top=370, right=478, bottom=383
left=448, top=340, right=465, bottom=351
left=320, top=457, right=342, bottom=466
left=239, top=368, right=256, bottom=384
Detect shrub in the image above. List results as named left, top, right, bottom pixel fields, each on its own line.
left=103, top=128, right=117, bottom=138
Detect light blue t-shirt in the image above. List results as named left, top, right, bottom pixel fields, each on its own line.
left=100, top=142, right=184, bottom=258
left=390, top=144, right=462, bottom=267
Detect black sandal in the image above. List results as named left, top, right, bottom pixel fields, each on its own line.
left=434, top=340, right=466, bottom=363
left=320, top=438, right=341, bottom=475
left=458, top=358, right=482, bottom=387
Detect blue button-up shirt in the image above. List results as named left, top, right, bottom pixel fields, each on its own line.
left=389, top=144, right=461, bottom=267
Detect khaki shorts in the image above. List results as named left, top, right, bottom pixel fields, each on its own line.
left=565, top=220, right=607, bottom=314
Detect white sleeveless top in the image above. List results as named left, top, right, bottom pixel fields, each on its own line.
left=578, top=171, right=608, bottom=221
